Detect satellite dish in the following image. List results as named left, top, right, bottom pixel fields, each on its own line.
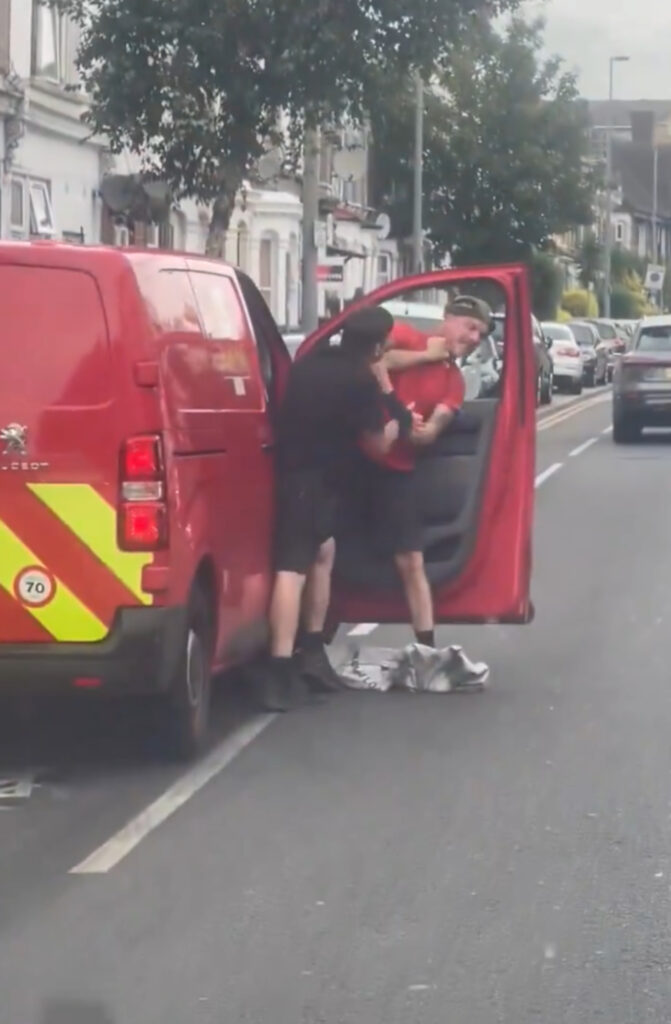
left=375, top=212, right=391, bottom=240
left=100, top=174, right=140, bottom=214
left=255, top=147, right=284, bottom=182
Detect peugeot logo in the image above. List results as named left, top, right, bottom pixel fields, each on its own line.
left=0, top=423, right=28, bottom=457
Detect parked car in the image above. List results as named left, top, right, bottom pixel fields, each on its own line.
left=583, top=318, right=627, bottom=382
left=461, top=334, right=503, bottom=398
left=541, top=322, right=583, bottom=394
left=492, top=312, right=553, bottom=405
left=0, top=243, right=536, bottom=757
left=612, top=314, right=671, bottom=443
left=567, top=320, right=604, bottom=386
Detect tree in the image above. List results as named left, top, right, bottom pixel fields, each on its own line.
left=48, top=0, right=520, bottom=254
left=611, top=282, right=646, bottom=319
left=529, top=250, right=563, bottom=320
left=370, top=16, right=596, bottom=266
left=577, top=231, right=601, bottom=289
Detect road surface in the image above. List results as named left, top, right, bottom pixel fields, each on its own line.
left=3, top=386, right=671, bottom=1023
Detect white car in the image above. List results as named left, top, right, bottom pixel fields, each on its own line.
left=541, top=322, right=584, bottom=395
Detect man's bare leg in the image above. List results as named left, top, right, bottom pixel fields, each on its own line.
left=302, top=538, right=335, bottom=634
left=269, top=571, right=306, bottom=656
left=395, top=550, right=435, bottom=647
left=298, top=538, right=343, bottom=691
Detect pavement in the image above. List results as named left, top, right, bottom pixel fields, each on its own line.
left=5, top=384, right=671, bottom=1023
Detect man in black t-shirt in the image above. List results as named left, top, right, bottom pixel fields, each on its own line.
left=256, top=306, right=414, bottom=711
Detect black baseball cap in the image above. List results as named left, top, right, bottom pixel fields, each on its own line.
left=445, top=295, right=492, bottom=329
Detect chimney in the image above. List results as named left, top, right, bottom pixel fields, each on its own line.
left=631, top=109, right=655, bottom=147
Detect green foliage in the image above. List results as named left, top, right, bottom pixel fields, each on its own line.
left=611, top=247, right=646, bottom=284
left=529, top=251, right=564, bottom=320
left=561, top=288, right=598, bottom=318
left=610, top=272, right=648, bottom=318
left=370, top=16, right=596, bottom=265
left=46, top=0, right=521, bottom=249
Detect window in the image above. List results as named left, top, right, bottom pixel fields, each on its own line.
left=29, top=181, right=56, bottom=236
left=615, top=222, right=624, bottom=243
left=133, top=267, right=201, bottom=334
left=32, top=1, right=66, bottom=80
left=236, top=222, right=248, bottom=271
left=189, top=272, right=246, bottom=341
left=114, top=224, right=131, bottom=248
left=236, top=270, right=285, bottom=404
left=159, top=221, right=175, bottom=251
left=10, top=179, right=25, bottom=232
left=259, top=236, right=275, bottom=310
left=0, top=265, right=112, bottom=407
left=377, top=253, right=391, bottom=287
left=285, top=251, right=292, bottom=328
left=319, top=142, right=333, bottom=188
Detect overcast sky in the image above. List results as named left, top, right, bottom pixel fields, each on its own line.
left=522, top=0, right=671, bottom=99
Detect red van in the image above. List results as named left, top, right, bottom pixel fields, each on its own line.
left=0, top=243, right=536, bottom=757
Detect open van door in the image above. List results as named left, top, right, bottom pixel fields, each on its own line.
left=295, top=265, right=536, bottom=625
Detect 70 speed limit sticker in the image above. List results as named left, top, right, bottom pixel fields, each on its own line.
left=13, top=566, right=56, bottom=608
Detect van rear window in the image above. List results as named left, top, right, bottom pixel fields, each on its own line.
left=0, top=265, right=111, bottom=407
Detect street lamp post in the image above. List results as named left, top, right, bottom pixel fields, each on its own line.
left=412, top=71, right=424, bottom=274
left=604, top=55, right=630, bottom=318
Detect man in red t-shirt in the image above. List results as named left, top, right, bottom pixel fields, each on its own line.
left=363, top=295, right=492, bottom=648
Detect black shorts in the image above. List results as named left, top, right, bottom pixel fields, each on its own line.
left=275, top=468, right=338, bottom=574
left=366, top=465, right=422, bottom=557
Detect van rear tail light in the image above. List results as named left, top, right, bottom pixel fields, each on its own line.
left=119, top=434, right=168, bottom=551
left=120, top=503, right=167, bottom=550
left=121, top=481, right=164, bottom=501
left=123, top=435, right=162, bottom=480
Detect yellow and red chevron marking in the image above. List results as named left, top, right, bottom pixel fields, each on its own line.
left=0, top=484, right=153, bottom=644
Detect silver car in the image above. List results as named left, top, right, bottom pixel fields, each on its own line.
left=613, top=315, right=671, bottom=443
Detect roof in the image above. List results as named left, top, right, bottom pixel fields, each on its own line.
left=588, top=99, right=671, bottom=127
left=612, top=139, right=671, bottom=219
left=639, top=314, right=671, bottom=327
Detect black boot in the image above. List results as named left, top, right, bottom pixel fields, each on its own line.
left=297, top=633, right=344, bottom=693
left=251, top=656, right=317, bottom=712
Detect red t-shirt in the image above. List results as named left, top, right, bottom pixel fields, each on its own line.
left=371, top=321, right=465, bottom=471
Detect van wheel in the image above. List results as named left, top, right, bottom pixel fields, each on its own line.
left=161, top=589, right=213, bottom=761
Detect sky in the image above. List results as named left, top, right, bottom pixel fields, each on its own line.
left=522, top=0, right=671, bottom=99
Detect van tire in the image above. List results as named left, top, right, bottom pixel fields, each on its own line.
left=160, top=588, right=213, bottom=761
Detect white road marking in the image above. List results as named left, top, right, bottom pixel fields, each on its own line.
left=535, top=463, right=563, bottom=489
left=602, top=425, right=613, bottom=435
left=569, top=437, right=598, bottom=458
left=70, top=715, right=276, bottom=875
left=348, top=623, right=379, bottom=636
left=0, top=774, right=36, bottom=800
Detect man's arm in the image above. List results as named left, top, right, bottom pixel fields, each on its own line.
left=385, top=335, right=450, bottom=371
left=358, top=361, right=413, bottom=458
left=410, top=404, right=456, bottom=446
left=360, top=419, right=401, bottom=459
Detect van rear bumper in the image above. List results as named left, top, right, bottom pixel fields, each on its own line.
left=0, top=606, right=187, bottom=696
